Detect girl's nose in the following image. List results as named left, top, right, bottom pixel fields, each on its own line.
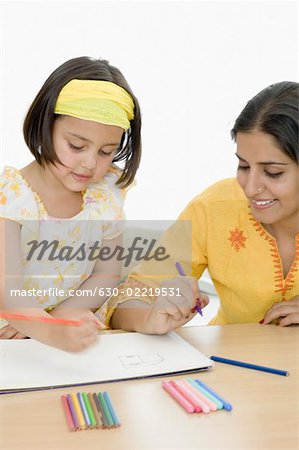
left=81, top=151, right=97, bottom=170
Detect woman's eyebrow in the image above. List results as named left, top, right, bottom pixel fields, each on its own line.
left=235, top=153, right=289, bottom=165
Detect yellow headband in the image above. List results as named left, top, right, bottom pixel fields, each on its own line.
left=54, top=79, right=135, bottom=130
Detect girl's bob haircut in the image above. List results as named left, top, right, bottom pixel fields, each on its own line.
left=23, top=56, right=142, bottom=188
left=231, top=81, right=298, bottom=163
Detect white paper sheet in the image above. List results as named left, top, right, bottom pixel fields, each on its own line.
left=0, top=332, right=213, bottom=393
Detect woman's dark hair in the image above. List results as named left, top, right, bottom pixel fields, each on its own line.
left=231, top=81, right=298, bottom=163
left=23, top=56, right=142, bottom=188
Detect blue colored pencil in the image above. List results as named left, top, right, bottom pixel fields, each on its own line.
left=175, top=261, right=203, bottom=316
left=195, top=380, right=232, bottom=411
left=210, top=356, right=289, bottom=377
left=103, top=392, right=121, bottom=427
left=98, top=393, right=114, bottom=427
left=77, top=393, right=91, bottom=427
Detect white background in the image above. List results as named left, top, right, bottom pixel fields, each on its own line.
left=0, top=0, right=297, bottom=220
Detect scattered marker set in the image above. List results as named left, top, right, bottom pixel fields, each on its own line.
left=162, top=378, right=232, bottom=414
left=61, top=392, right=120, bottom=431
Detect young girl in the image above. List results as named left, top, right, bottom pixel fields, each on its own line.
left=0, top=56, right=141, bottom=351
left=105, top=81, right=299, bottom=332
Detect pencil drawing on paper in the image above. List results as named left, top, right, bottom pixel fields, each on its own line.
left=119, top=353, right=164, bottom=369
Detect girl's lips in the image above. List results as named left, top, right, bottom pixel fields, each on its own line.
left=251, top=199, right=278, bottom=210
left=71, top=172, right=92, bottom=182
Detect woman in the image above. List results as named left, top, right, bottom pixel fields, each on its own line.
left=101, top=81, right=298, bottom=331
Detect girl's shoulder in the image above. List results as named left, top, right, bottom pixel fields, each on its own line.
left=83, top=165, right=129, bottom=219
left=0, top=166, right=39, bottom=222
left=84, top=166, right=127, bottom=204
left=83, top=165, right=131, bottom=239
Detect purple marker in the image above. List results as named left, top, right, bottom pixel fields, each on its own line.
left=175, top=262, right=203, bottom=316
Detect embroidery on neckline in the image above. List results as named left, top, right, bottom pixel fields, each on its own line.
left=248, top=208, right=298, bottom=300
left=228, top=226, right=247, bottom=252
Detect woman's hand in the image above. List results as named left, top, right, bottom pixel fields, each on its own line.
left=145, top=277, right=209, bottom=334
left=112, top=276, right=209, bottom=334
left=262, top=296, right=299, bottom=326
left=0, top=324, right=28, bottom=339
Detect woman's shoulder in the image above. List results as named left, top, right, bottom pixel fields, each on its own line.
left=192, top=178, right=246, bottom=204
left=179, top=178, right=247, bottom=221
left=0, top=166, right=39, bottom=221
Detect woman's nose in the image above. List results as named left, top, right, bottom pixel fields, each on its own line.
left=243, top=173, right=264, bottom=197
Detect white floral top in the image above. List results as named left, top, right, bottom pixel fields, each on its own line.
left=0, top=165, right=127, bottom=327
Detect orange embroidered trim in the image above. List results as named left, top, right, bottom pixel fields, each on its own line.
left=249, top=210, right=299, bottom=300
left=228, top=226, right=247, bottom=252
left=0, top=192, right=7, bottom=205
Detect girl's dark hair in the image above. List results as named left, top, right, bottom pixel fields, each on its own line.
left=231, top=81, right=298, bottom=163
left=23, top=56, right=142, bottom=188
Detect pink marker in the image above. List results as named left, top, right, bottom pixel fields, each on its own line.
left=162, top=380, right=195, bottom=414
left=174, top=380, right=210, bottom=414
left=181, top=379, right=217, bottom=411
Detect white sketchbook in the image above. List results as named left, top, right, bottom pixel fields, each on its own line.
left=0, top=332, right=213, bottom=393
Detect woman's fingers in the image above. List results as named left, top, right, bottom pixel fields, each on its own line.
left=277, top=313, right=299, bottom=327
left=263, top=299, right=299, bottom=325
left=155, top=277, right=209, bottom=320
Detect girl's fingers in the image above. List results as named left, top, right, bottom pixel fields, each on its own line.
left=12, top=332, right=28, bottom=339
left=0, top=325, right=19, bottom=339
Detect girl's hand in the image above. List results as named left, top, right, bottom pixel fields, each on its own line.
left=144, top=277, right=209, bottom=334
left=262, top=296, right=299, bottom=326
left=48, top=308, right=105, bottom=352
left=0, top=324, right=28, bottom=339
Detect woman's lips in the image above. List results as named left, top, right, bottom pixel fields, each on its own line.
left=251, top=199, right=278, bottom=210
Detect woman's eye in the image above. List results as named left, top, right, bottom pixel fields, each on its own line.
left=265, top=170, right=283, bottom=178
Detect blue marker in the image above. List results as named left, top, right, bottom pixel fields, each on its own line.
left=175, top=262, right=203, bottom=316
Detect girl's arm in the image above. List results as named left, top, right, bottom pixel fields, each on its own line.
left=51, top=234, right=123, bottom=314
left=0, top=219, right=101, bottom=351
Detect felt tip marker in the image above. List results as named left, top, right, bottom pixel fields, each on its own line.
left=175, top=262, right=203, bottom=316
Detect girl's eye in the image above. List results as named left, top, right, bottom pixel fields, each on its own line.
left=237, top=165, right=249, bottom=171
left=265, top=170, right=283, bottom=178
left=69, top=142, right=84, bottom=151
left=99, top=150, right=114, bottom=157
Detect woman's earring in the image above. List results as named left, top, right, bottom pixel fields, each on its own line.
left=37, top=146, right=42, bottom=155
